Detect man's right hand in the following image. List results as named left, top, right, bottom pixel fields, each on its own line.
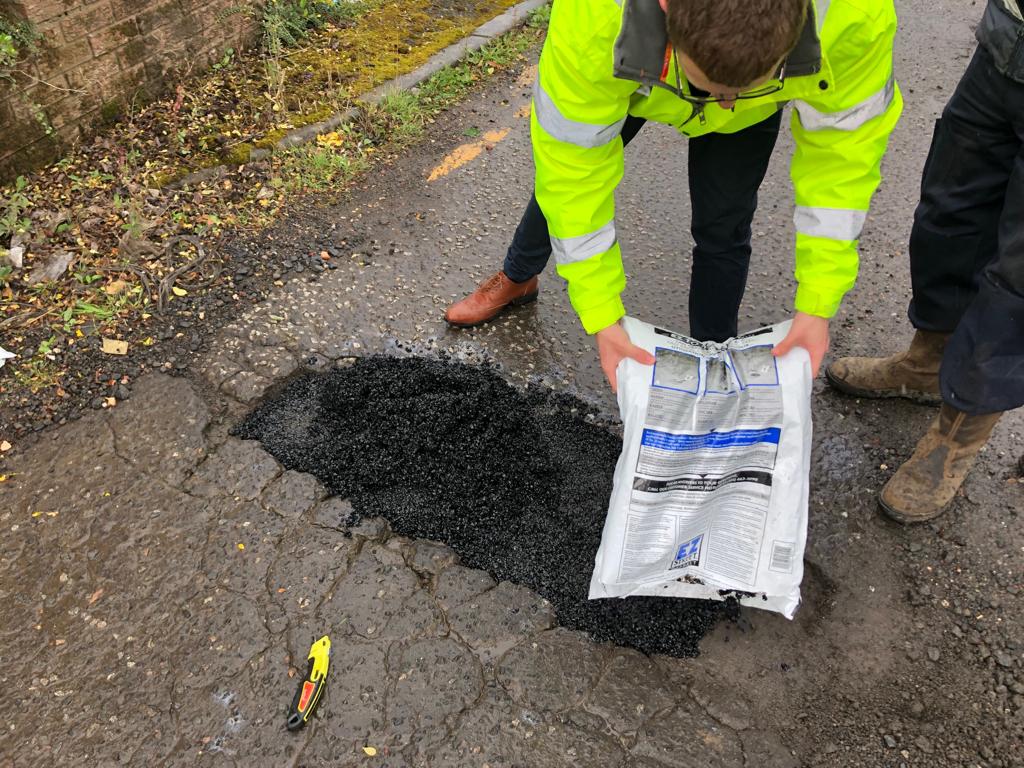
left=595, top=322, right=656, bottom=393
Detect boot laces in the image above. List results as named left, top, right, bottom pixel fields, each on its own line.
left=479, top=272, right=506, bottom=295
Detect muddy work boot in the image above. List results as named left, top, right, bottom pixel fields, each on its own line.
left=879, top=403, right=1002, bottom=524
left=444, top=271, right=539, bottom=328
left=825, top=330, right=949, bottom=404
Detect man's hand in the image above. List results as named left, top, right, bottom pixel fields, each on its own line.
left=595, top=322, right=656, bottom=392
left=772, top=311, right=830, bottom=376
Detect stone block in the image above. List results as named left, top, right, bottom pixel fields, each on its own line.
left=89, top=19, right=141, bottom=58
left=17, top=0, right=72, bottom=24
left=62, top=2, right=115, bottom=42
left=135, top=0, right=182, bottom=34
left=35, top=37, right=92, bottom=81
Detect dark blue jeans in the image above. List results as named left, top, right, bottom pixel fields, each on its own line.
left=503, top=110, right=783, bottom=343
left=909, top=46, right=1024, bottom=414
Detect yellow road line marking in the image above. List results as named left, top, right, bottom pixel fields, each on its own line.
left=427, top=128, right=510, bottom=182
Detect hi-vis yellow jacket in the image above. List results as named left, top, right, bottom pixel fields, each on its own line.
left=532, top=0, right=902, bottom=333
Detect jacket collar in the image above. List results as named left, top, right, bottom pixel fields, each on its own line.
left=613, top=0, right=822, bottom=92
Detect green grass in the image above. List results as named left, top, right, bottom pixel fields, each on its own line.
left=277, top=143, right=369, bottom=193
left=527, top=3, right=551, bottom=28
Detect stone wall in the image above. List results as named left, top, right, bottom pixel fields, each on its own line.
left=0, top=0, right=264, bottom=182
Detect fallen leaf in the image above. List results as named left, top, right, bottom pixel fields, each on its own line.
left=104, top=397, right=117, bottom=408
left=362, top=747, right=378, bottom=757
left=102, top=338, right=128, bottom=355
left=1, top=243, right=24, bottom=269
left=317, top=131, right=344, bottom=149
left=0, top=440, right=11, bottom=452
left=171, top=286, right=188, bottom=297
left=88, top=588, right=104, bottom=605
left=27, top=250, right=74, bottom=285
left=103, top=279, right=127, bottom=295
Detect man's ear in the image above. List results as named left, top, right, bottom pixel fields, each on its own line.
left=658, top=0, right=668, bottom=12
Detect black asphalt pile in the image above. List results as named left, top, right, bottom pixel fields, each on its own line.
left=235, top=356, right=725, bottom=657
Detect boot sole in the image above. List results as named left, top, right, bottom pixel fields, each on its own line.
left=824, top=367, right=942, bottom=406
left=444, top=291, right=539, bottom=329
left=877, top=494, right=943, bottom=525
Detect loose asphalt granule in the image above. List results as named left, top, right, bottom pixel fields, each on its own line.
left=235, top=356, right=726, bottom=657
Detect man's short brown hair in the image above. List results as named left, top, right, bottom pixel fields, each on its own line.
left=664, top=0, right=807, bottom=88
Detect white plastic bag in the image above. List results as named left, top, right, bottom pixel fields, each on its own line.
left=589, top=316, right=812, bottom=618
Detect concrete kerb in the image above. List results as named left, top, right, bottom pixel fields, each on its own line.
left=172, top=0, right=548, bottom=187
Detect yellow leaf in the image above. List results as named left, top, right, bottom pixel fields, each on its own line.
left=317, top=132, right=344, bottom=149
left=362, top=747, right=377, bottom=757
left=171, top=286, right=187, bottom=297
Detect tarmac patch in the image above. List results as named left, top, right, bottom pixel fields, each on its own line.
left=235, top=356, right=726, bottom=657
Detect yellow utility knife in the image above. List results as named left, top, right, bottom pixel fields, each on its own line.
left=286, top=635, right=330, bottom=731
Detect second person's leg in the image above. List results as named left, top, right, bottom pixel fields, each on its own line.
left=826, top=46, right=1019, bottom=405
left=686, top=109, right=783, bottom=342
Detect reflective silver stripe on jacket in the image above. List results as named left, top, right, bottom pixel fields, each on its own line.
left=794, top=206, right=866, bottom=240
left=534, top=79, right=627, bottom=149
left=552, top=221, right=617, bottom=265
left=815, top=0, right=831, bottom=31
left=997, top=0, right=1022, bottom=21
left=794, top=74, right=895, bottom=131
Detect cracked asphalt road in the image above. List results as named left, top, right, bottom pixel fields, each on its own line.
left=1, top=0, right=1022, bottom=765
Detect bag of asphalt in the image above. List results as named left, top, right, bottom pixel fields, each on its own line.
left=589, top=316, right=812, bottom=618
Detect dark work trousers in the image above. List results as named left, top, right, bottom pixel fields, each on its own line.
left=908, top=46, right=1024, bottom=414
left=502, top=109, right=784, bottom=342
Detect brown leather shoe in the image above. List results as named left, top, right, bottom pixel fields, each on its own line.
left=879, top=403, right=1002, bottom=524
left=825, top=330, right=949, bottom=405
left=444, top=271, right=539, bottom=328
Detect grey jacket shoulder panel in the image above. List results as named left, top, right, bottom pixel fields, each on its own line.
left=612, top=1, right=670, bottom=90
left=977, top=0, right=1024, bottom=84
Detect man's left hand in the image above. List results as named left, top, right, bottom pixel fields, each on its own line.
left=772, top=312, right=830, bottom=376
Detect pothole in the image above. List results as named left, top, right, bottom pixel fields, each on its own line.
left=234, top=356, right=727, bottom=657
